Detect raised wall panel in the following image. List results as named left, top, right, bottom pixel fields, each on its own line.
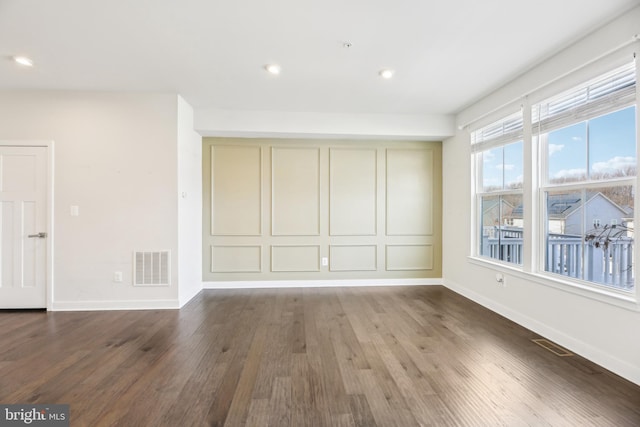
left=272, top=147, right=320, bottom=236
left=211, top=245, right=262, bottom=273
left=271, top=245, right=320, bottom=272
left=1, top=154, right=37, bottom=192
left=203, top=138, right=442, bottom=281
left=211, top=146, right=262, bottom=236
left=386, top=149, right=433, bottom=236
left=329, top=148, right=377, bottom=236
left=0, top=202, right=14, bottom=288
left=329, top=245, right=377, bottom=271
left=386, top=245, right=433, bottom=271
left=23, top=201, right=37, bottom=287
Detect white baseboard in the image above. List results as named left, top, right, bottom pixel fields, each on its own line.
left=443, top=278, right=640, bottom=387
left=203, top=278, right=443, bottom=289
left=50, top=299, right=180, bottom=311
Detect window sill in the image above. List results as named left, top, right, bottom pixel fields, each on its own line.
left=467, top=256, right=639, bottom=312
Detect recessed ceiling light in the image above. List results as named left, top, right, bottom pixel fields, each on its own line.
left=14, top=56, right=34, bottom=67
left=379, top=69, right=394, bottom=79
left=265, top=64, right=281, bottom=75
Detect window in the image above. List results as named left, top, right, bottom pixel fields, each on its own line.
left=536, top=63, right=636, bottom=291
left=471, top=60, right=637, bottom=294
left=472, top=112, right=524, bottom=265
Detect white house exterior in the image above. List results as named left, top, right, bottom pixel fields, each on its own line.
left=562, top=193, right=632, bottom=235
left=511, top=192, right=632, bottom=235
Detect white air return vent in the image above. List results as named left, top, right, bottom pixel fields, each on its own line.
left=134, top=251, right=170, bottom=286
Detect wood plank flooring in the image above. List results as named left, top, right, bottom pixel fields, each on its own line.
left=1, top=286, right=639, bottom=426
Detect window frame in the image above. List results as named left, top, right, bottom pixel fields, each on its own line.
left=472, top=111, right=524, bottom=267
left=535, top=69, right=637, bottom=292
left=468, top=55, right=639, bottom=304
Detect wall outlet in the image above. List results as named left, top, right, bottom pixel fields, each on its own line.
left=321, top=257, right=328, bottom=267
left=495, top=273, right=505, bottom=287
left=113, top=271, right=123, bottom=283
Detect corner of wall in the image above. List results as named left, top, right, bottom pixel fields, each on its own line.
left=177, top=95, right=204, bottom=307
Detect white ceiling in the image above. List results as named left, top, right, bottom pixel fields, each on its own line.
left=1, top=0, right=638, bottom=116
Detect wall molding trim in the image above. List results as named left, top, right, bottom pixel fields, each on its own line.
left=51, top=299, right=180, bottom=311
left=195, top=109, right=455, bottom=140
left=203, top=278, right=442, bottom=289
left=443, top=278, right=640, bottom=387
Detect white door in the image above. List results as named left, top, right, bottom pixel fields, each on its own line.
left=0, top=146, right=47, bottom=308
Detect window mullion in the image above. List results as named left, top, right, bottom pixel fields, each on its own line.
left=501, top=146, right=506, bottom=190
left=522, top=99, right=535, bottom=273
left=581, top=187, right=588, bottom=281
left=586, top=118, right=591, bottom=180
left=634, top=54, right=640, bottom=301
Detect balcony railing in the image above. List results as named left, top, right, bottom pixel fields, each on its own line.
left=482, top=227, right=634, bottom=290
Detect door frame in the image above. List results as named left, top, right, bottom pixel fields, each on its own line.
left=0, top=140, right=54, bottom=310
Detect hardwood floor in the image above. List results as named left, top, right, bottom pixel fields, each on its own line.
left=1, top=286, right=639, bottom=426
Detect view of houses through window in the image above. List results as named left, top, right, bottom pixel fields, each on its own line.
left=475, top=115, right=524, bottom=265
left=539, top=103, right=636, bottom=290
left=473, top=61, right=637, bottom=292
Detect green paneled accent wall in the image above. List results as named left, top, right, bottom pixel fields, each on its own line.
left=203, top=138, right=442, bottom=281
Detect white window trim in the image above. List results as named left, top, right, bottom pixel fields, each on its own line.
left=536, top=106, right=636, bottom=292
left=471, top=110, right=524, bottom=267
left=469, top=52, right=640, bottom=308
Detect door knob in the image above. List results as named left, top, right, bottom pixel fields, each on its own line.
left=27, top=232, right=47, bottom=238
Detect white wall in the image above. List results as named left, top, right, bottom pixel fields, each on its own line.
left=177, top=96, right=203, bottom=307
left=443, top=6, right=640, bottom=385
left=0, top=91, right=184, bottom=309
